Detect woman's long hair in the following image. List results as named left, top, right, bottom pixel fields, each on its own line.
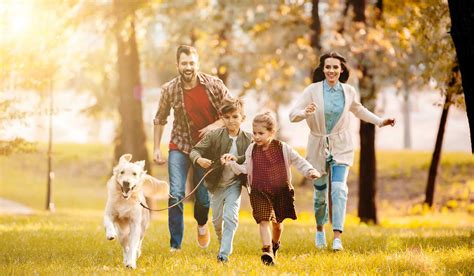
left=312, top=52, right=350, bottom=83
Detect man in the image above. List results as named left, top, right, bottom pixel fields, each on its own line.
left=153, top=45, right=232, bottom=251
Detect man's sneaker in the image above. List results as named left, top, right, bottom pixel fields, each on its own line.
left=170, top=247, right=181, bottom=253
left=197, top=224, right=210, bottom=248
left=217, top=255, right=228, bottom=263
left=315, top=231, right=327, bottom=249
left=261, top=245, right=275, bottom=266
left=332, top=238, right=343, bottom=251
left=272, top=241, right=280, bottom=258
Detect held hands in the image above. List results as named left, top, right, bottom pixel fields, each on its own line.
left=381, top=118, right=396, bottom=127
left=153, top=148, right=166, bottom=165
left=197, top=157, right=213, bottom=169
left=305, top=103, right=318, bottom=115
left=220, top=153, right=237, bottom=165
left=308, top=169, right=321, bottom=179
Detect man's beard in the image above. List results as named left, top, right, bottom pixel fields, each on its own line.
left=179, top=69, right=195, bottom=83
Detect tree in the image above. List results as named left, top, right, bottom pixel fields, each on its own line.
left=112, top=0, right=151, bottom=172
left=448, top=0, right=474, bottom=153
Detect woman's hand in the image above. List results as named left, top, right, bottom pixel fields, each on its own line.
left=305, top=103, right=318, bottom=115
left=381, top=118, right=396, bottom=127
left=220, top=153, right=237, bottom=165
left=197, top=158, right=213, bottom=169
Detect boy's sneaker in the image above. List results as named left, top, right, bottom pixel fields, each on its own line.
left=170, top=247, right=181, bottom=253
left=217, top=255, right=228, bottom=263
left=272, top=241, right=280, bottom=258
left=315, top=231, right=327, bottom=249
left=261, top=245, right=275, bottom=266
left=197, top=224, right=210, bottom=248
left=332, top=238, right=343, bottom=251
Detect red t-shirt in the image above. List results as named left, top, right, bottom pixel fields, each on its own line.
left=169, top=83, right=217, bottom=149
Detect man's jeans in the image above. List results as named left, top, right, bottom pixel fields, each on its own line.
left=209, top=182, right=242, bottom=259
left=168, top=150, right=210, bottom=249
left=313, top=159, right=349, bottom=232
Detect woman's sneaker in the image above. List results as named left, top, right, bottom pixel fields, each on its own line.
left=332, top=238, right=343, bottom=251
left=261, top=245, right=275, bottom=265
left=315, top=231, right=327, bottom=249
left=217, top=255, right=228, bottom=263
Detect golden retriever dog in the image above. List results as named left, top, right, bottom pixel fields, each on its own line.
left=104, top=154, right=169, bottom=269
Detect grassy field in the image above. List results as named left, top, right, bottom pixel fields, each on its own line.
left=0, top=143, right=473, bottom=273
left=0, top=212, right=472, bottom=274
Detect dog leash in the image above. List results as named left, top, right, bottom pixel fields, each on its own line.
left=139, top=161, right=223, bottom=212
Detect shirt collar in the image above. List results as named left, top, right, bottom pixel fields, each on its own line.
left=323, top=79, right=342, bottom=93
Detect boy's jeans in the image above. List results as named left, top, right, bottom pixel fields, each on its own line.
left=210, top=182, right=242, bottom=259
left=168, top=150, right=210, bottom=249
left=313, top=159, right=349, bottom=232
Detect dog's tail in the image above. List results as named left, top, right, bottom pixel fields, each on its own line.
left=142, top=174, right=174, bottom=200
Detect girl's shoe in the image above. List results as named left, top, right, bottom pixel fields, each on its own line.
left=332, top=238, right=343, bottom=251
left=261, top=245, right=275, bottom=265
left=315, top=231, right=327, bottom=249
left=272, top=241, right=280, bottom=257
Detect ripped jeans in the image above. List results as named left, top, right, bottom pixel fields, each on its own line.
left=313, top=158, right=349, bottom=232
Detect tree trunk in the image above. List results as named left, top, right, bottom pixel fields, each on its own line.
left=358, top=74, right=378, bottom=224
left=425, top=96, right=451, bottom=206
left=217, top=26, right=230, bottom=84
left=113, top=4, right=151, bottom=172
left=352, top=0, right=366, bottom=22
left=448, top=0, right=474, bottom=153
left=403, top=73, right=412, bottom=149
left=310, top=0, right=321, bottom=51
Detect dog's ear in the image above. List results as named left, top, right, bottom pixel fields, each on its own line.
left=134, top=160, right=145, bottom=170
left=119, top=154, right=132, bottom=164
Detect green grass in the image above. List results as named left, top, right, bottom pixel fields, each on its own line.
left=1, top=143, right=473, bottom=273
left=0, top=212, right=472, bottom=274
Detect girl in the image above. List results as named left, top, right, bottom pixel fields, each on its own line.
left=227, top=112, right=320, bottom=265
left=289, top=52, right=396, bottom=251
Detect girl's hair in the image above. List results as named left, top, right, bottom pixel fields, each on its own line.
left=312, top=51, right=350, bottom=83
left=219, top=97, right=245, bottom=117
left=252, top=112, right=277, bottom=132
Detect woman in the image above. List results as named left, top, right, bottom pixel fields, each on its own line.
left=289, top=52, right=395, bottom=251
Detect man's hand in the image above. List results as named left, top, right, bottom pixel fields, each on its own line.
left=197, top=157, right=213, bottom=169
left=308, top=169, right=321, bottom=179
left=305, top=103, right=318, bottom=115
left=381, top=118, right=396, bottom=127
left=220, top=153, right=237, bottom=165
left=153, top=148, right=166, bottom=165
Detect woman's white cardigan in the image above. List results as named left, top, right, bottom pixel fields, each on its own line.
left=289, top=81, right=383, bottom=174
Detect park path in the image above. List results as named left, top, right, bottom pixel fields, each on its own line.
left=0, top=198, right=33, bottom=215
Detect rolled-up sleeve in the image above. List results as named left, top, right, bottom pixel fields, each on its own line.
left=154, top=86, right=171, bottom=125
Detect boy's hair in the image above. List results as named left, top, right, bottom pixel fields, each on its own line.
left=219, top=97, right=245, bottom=117
left=253, top=111, right=277, bottom=132
left=176, top=45, right=198, bottom=62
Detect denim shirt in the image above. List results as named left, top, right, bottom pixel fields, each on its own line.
left=323, top=80, right=345, bottom=134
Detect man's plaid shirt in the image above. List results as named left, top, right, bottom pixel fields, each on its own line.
left=154, top=72, right=231, bottom=154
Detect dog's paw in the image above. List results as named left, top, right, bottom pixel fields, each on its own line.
left=105, top=230, right=117, bottom=240
left=125, top=260, right=137, bottom=269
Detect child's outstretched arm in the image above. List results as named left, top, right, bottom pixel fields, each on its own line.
left=286, top=144, right=321, bottom=179
left=228, top=144, right=252, bottom=175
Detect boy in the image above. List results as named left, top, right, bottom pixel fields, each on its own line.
left=190, top=98, right=252, bottom=263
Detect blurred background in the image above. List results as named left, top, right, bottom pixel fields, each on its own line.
left=0, top=0, right=472, bottom=223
